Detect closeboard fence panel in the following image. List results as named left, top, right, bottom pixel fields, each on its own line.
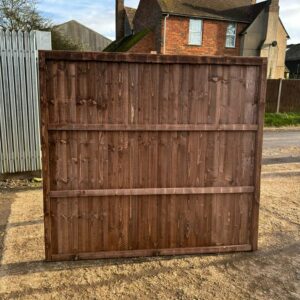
left=40, top=52, right=267, bottom=261
left=0, top=30, right=51, bottom=174
left=266, top=79, right=300, bottom=113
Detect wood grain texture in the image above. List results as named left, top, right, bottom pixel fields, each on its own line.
left=40, top=51, right=267, bottom=261
left=49, top=186, right=255, bottom=197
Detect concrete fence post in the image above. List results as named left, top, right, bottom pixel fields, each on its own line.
left=276, top=79, right=283, bottom=113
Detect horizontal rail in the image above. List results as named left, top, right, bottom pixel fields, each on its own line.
left=50, top=244, right=252, bottom=261
left=49, top=186, right=255, bottom=198
left=40, top=51, right=267, bottom=66
left=48, top=124, right=258, bottom=132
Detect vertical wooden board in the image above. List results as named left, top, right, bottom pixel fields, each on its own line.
left=66, top=62, right=77, bottom=124
left=168, top=64, right=180, bottom=124
left=128, top=63, right=139, bottom=125
left=244, top=66, right=258, bottom=124
left=138, top=63, right=149, bottom=124
left=204, top=132, right=218, bottom=187
left=188, top=65, right=197, bottom=124
left=39, top=51, right=52, bottom=260
left=149, top=63, right=160, bottom=124
left=187, top=132, right=199, bottom=187
left=157, top=195, right=169, bottom=249
left=178, top=64, right=189, bottom=124
left=176, top=132, right=188, bottom=188
left=217, top=131, right=226, bottom=186
left=219, top=65, right=230, bottom=125
left=57, top=61, right=67, bottom=124
left=158, top=64, right=169, bottom=124
left=251, top=61, right=267, bottom=250
left=49, top=198, right=57, bottom=254
left=47, top=62, right=59, bottom=124
left=95, top=62, right=108, bottom=124
left=206, top=65, right=216, bottom=125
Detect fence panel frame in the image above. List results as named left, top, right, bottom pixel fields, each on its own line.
left=39, top=51, right=267, bottom=261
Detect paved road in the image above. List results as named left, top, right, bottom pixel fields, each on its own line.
left=263, top=130, right=300, bottom=149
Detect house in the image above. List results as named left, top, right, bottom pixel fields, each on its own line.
left=55, top=20, right=111, bottom=52
left=285, top=44, right=300, bottom=79
left=109, top=0, right=289, bottom=79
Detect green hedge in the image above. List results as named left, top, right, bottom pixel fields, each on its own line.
left=265, top=113, right=300, bottom=127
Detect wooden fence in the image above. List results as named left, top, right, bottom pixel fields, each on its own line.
left=0, top=30, right=51, bottom=174
left=40, top=52, right=267, bottom=261
left=266, top=79, right=300, bottom=113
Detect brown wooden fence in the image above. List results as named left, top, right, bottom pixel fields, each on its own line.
left=266, top=79, right=300, bottom=113
left=39, top=52, right=267, bottom=262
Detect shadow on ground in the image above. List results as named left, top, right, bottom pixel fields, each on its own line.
left=0, top=238, right=298, bottom=299
left=0, top=191, right=14, bottom=263
left=262, top=156, right=300, bottom=165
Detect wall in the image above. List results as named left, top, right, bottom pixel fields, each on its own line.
left=56, top=21, right=111, bottom=52
left=273, top=22, right=288, bottom=79
left=240, top=9, right=268, bottom=57
left=259, top=2, right=288, bottom=79
left=241, top=2, right=288, bottom=79
left=162, top=16, right=247, bottom=56
left=133, top=0, right=163, bottom=53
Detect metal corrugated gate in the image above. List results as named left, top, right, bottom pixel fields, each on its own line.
left=0, top=30, right=51, bottom=174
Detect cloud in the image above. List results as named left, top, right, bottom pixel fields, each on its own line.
left=38, top=0, right=121, bottom=40
left=38, top=0, right=300, bottom=43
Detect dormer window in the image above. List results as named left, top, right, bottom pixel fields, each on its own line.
left=189, top=19, right=203, bottom=46
left=226, top=23, right=237, bottom=48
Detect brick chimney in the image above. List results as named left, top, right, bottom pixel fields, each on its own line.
left=269, top=0, right=279, bottom=12
left=116, top=0, right=125, bottom=40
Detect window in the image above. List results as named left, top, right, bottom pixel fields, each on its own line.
left=226, top=23, right=237, bottom=48
left=189, top=19, right=203, bottom=45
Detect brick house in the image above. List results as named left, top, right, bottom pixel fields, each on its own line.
left=107, top=0, right=289, bottom=78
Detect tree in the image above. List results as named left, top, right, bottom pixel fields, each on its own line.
left=0, top=0, right=47, bottom=31
left=0, top=0, right=83, bottom=50
left=51, top=28, right=84, bottom=51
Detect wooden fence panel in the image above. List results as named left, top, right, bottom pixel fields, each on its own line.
left=266, top=79, right=300, bottom=113
left=280, top=80, right=300, bottom=112
left=40, top=52, right=267, bottom=261
left=266, top=79, right=280, bottom=113
left=0, top=30, right=51, bottom=174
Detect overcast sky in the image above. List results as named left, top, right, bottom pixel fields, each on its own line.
left=38, top=0, right=300, bottom=44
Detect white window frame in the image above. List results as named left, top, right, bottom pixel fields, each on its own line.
left=188, top=19, right=203, bottom=46
left=225, top=23, right=237, bottom=48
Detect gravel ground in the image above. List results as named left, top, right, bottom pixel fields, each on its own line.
left=0, top=146, right=299, bottom=299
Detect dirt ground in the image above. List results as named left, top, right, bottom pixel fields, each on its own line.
left=0, top=146, right=299, bottom=299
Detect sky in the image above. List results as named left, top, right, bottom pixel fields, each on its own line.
left=38, top=0, right=300, bottom=44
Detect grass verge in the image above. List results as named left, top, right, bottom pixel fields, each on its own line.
left=265, top=113, right=300, bottom=127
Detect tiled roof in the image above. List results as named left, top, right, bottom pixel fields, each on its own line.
left=103, top=29, right=151, bottom=52
left=156, top=0, right=269, bottom=23
left=286, top=44, right=300, bottom=61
